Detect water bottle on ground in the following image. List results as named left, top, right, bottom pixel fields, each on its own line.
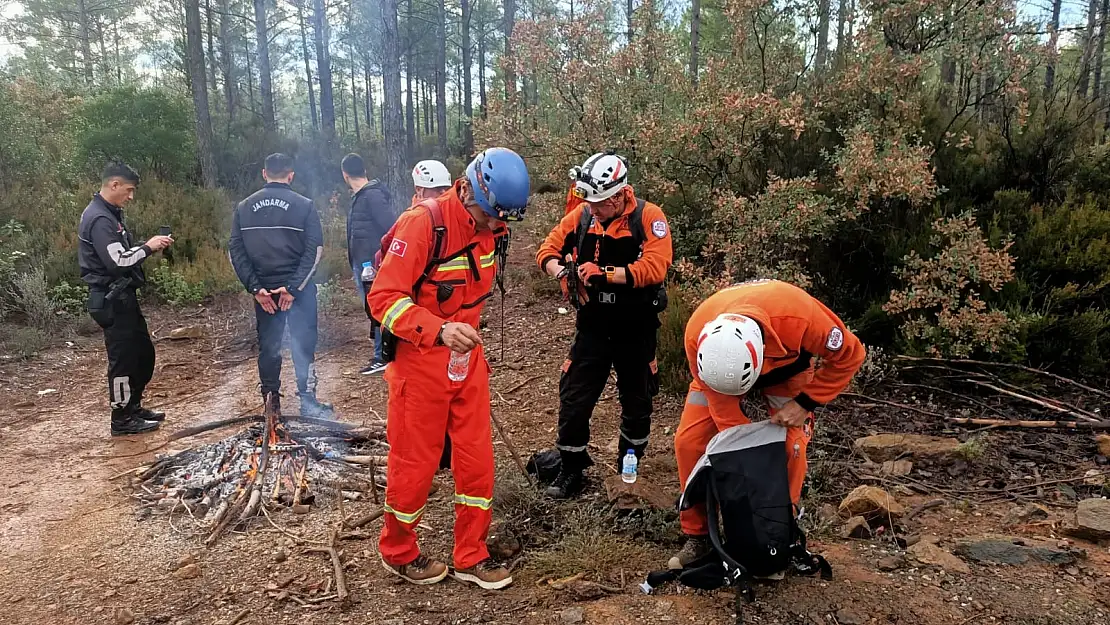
left=622, top=450, right=638, bottom=484
left=447, top=350, right=471, bottom=382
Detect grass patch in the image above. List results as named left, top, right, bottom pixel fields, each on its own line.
left=956, top=435, right=989, bottom=462
left=0, top=325, right=50, bottom=359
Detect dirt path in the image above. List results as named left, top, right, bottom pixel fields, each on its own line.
left=2, top=229, right=1110, bottom=625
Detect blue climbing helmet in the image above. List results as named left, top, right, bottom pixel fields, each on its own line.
left=466, top=147, right=531, bottom=221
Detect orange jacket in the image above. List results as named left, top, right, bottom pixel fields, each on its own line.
left=685, top=280, right=866, bottom=417
left=564, top=184, right=581, bottom=216
left=368, top=181, right=502, bottom=354
left=537, top=186, right=672, bottom=289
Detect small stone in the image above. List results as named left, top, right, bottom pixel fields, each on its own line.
left=954, top=538, right=1076, bottom=566
left=1001, top=504, right=1050, bottom=528
left=175, top=554, right=197, bottom=570
left=840, top=516, right=872, bottom=539
left=908, top=541, right=971, bottom=574
left=291, top=503, right=311, bottom=515
left=1097, top=434, right=1110, bottom=458
left=560, top=607, right=585, bottom=624
left=114, top=608, right=135, bottom=625
left=486, top=521, right=522, bottom=560
left=881, top=459, right=913, bottom=476
left=835, top=609, right=864, bottom=625
left=93, top=607, right=104, bottom=614
left=603, top=474, right=673, bottom=510
left=173, top=563, right=201, bottom=580
left=839, top=485, right=906, bottom=521
left=274, top=548, right=288, bottom=563
left=166, top=325, right=205, bottom=340
left=1066, top=566, right=1080, bottom=576
left=854, top=433, right=960, bottom=462
left=1072, top=498, right=1110, bottom=540
left=878, top=555, right=906, bottom=572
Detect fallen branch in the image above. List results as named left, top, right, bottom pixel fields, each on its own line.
left=896, top=355, right=1110, bottom=402
left=223, top=608, right=250, bottom=625
left=339, top=455, right=390, bottom=466
left=840, top=393, right=946, bottom=419
left=964, top=380, right=1100, bottom=423
left=906, top=498, right=946, bottom=521
left=491, top=393, right=533, bottom=485
left=947, top=417, right=1110, bottom=430
left=343, top=507, right=384, bottom=529
left=502, top=374, right=542, bottom=395
left=306, top=531, right=349, bottom=605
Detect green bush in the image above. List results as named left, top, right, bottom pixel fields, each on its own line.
left=147, top=260, right=206, bottom=307
left=656, top=284, right=694, bottom=395
left=0, top=325, right=50, bottom=359
left=13, top=268, right=60, bottom=331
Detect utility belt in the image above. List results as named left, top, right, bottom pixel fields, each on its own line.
left=586, top=283, right=668, bottom=314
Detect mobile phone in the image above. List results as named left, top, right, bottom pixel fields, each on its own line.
left=159, top=225, right=172, bottom=236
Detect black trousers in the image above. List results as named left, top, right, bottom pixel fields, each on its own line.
left=256, top=284, right=318, bottom=396
left=88, top=289, right=156, bottom=423
left=557, top=324, right=660, bottom=471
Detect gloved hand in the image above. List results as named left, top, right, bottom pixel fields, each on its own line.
left=577, top=262, right=606, bottom=286
left=360, top=262, right=376, bottom=282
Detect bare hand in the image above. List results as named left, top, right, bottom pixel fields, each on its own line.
left=274, top=286, right=294, bottom=311
left=545, top=259, right=565, bottom=279
left=770, top=400, right=810, bottom=429
left=255, top=288, right=277, bottom=314
left=146, top=235, right=174, bottom=251
left=439, top=322, right=482, bottom=353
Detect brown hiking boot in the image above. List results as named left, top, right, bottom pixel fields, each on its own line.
left=667, top=535, right=711, bottom=570
left=381, top=553, right=448, bottom=585
left=453, top=559, right=513, bottom=590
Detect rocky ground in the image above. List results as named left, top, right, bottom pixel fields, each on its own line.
left=2, top=226, right=1110, bottom=625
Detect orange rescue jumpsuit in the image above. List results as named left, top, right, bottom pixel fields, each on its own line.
left=368, top=181, right=503, bottom=570
left=675, top=280, right=866, bottom=536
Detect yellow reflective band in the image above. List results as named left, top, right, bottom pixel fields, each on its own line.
left=384, top=503, right=425, bottom=524
left=453, top=493, right=492, bottom=511
left=383, top=297, right=414, bottom=331
left=436, top=258, right=471, bottom=273
left=479, top=252, right=496, bottom=269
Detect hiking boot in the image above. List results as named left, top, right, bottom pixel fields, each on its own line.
left=544, top=469, right=585, bottom=499
left=381, top=553, right=448, bottom=585
left=667, top=535, right=711, bottom=570
left=298, top=393, right=335, bottom=419
left=753, top=570, right=787, bottom=581
left=111, top=414, right=161, bottom=436
left=360, top=360, right=387, bottom=376
left=453, top=559, right=513, bottom=590
left=134, top=407, right=165, bottom=422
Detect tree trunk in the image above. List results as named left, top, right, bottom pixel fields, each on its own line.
left=253, top=0, right=277, bottom=131
left=836, top=0, right=846, bottom=67
left=113, top=20, right=122, bottom=85
left=1044, top=0, right=1062, bottom=95
left=1078, top=0, right=1099, bottom=97
left=219, top=0, right=236, bottom=121
left=315, top=0, right=337, bottom=142
left=185, top=0, right=218, bottom=188
left=382, top=0, right=406, bottom=204
left=816, top=0, right=830, bottom=73
left=405, top=0, right=415, bottom=156
left=939, top=57, right=956, bottom=109
left=503, top=0, right=516, bottom=97
left=436, top=0, right=448, bottom=156
left=77, top=0, right=94, bottom=86
left=461, top=0, right=474, bottom=154
left=424, top=79, right=433, bottom=137
left=625, top=0, right=633, bottom=45
left=479, top=16, right=487, bottom=117
left=205, top=0, right=219, bottom=101
left=351, top=56, right=361, bottom=141
left=245, top=37, right=256, bottom=116
left=298, top=1, right=319, bottom=132
left=1095, top=0, right=1109, bottom=103
left=365, top=65, right=375, bottom=131
left=688, top=0, right=700, bottom=84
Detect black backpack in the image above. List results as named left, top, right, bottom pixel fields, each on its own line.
left=572, top=198, right=668, bottom=313
left=643, top=421, right=831, bottom=623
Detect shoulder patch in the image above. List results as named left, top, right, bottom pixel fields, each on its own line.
left=826, top=327, right=844, bottom=351
left=388, top=239, right=408, bottom=258
left=651, top=220, right=668, bottom=238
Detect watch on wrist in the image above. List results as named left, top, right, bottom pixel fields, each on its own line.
left=436, top=322, right=448, bottom=346
left=604, top=266, right=617, bottom=283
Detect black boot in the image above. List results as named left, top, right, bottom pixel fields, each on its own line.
left=263, top=390, right=281, bottom=415
left=298, top=392, right=334, bottom=419
left=111, top=412, right=161, bottom=436
left=545, top=469, right=586, bottom=499
left=134, top=407, right=166, bottom=422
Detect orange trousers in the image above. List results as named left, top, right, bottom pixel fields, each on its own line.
left=674, top=374, right=814, bottom=537
left=379, top=344, right=494, bottom=570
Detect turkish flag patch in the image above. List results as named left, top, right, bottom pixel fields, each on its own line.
left=389, top=239, right=408, bottom=258
left=826, top=327, right=844, bottom=351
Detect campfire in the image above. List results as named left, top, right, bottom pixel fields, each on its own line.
left=125, top=397, right=388, bottom=544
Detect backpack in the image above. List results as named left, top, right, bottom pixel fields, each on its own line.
left=642, top=421, right=831, bottom=623
left=573, top=198, right=668, bottom=313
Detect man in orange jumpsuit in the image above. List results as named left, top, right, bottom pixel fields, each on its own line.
left=668, top=280, right=866, bottom=571
left=368, top=148, right=531, bottom=590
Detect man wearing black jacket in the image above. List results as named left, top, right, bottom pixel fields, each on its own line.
left=79, top=163, right=175, bottom=436
left=342, top=153, right=396, bottom=376
left=229, top=153, right=333, bottom=418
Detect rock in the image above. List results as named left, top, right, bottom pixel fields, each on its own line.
left=1084, top=469, right=1108, bottom=486
left=854, top=433, right=960, bottom=462
left=486, top=521, right=522, bottom=560
left=839, top=486, right=906, bottom=521
left=167, top=325, right=206, bottom=340
left=877, top=555, right=905, bottom=572
left=1097, top=435, right=1110, bottom=457
left=907, top=541, right=970, bottom=574
left=954, top=538, right=1077, bottom=566
left=1001, top=504, right=1050, bottom=528
left=174, top=554, right=197, bottom=570
left=881, top=459, right=913, bottom=476
left=274, top=548, right=288, bottom=563
left=173, top=563, right=201, bottom=580
left=560, top=607, right=585, bottom=624
left=840, top=516, right=872, bottom=539
left=603, top=474, right=674, bottom=510
left=1074, top=498, right=1110, bottom=540
left=114, top=608, right=135, bottom=625
left=835, top=609, right=864, bottom=625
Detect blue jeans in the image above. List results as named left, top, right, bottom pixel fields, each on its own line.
left=256, top=283, right=318, bottom=395
left=354, top=266, right=384, bottom=362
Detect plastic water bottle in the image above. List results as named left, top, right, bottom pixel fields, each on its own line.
left=447, top=350, right=471, bottom=382
left=621, top=450, right=638, bottom=484
left=360, top=261, right=376, bottom=282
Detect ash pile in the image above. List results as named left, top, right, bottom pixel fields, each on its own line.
left=125, top=401, right=388, bottom=544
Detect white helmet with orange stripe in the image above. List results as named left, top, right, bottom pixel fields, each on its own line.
left=572, top=151, right=629, bottom=202
left=412, top=160, right=452, bottom=189
left=696, top=314, right=764, bottom=396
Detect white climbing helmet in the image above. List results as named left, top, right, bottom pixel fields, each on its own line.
left=572, top=152, right=629, bottom=202
left=412, top=160, right=452, bottom=189
left=696, top=314, right=765, bottom=396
